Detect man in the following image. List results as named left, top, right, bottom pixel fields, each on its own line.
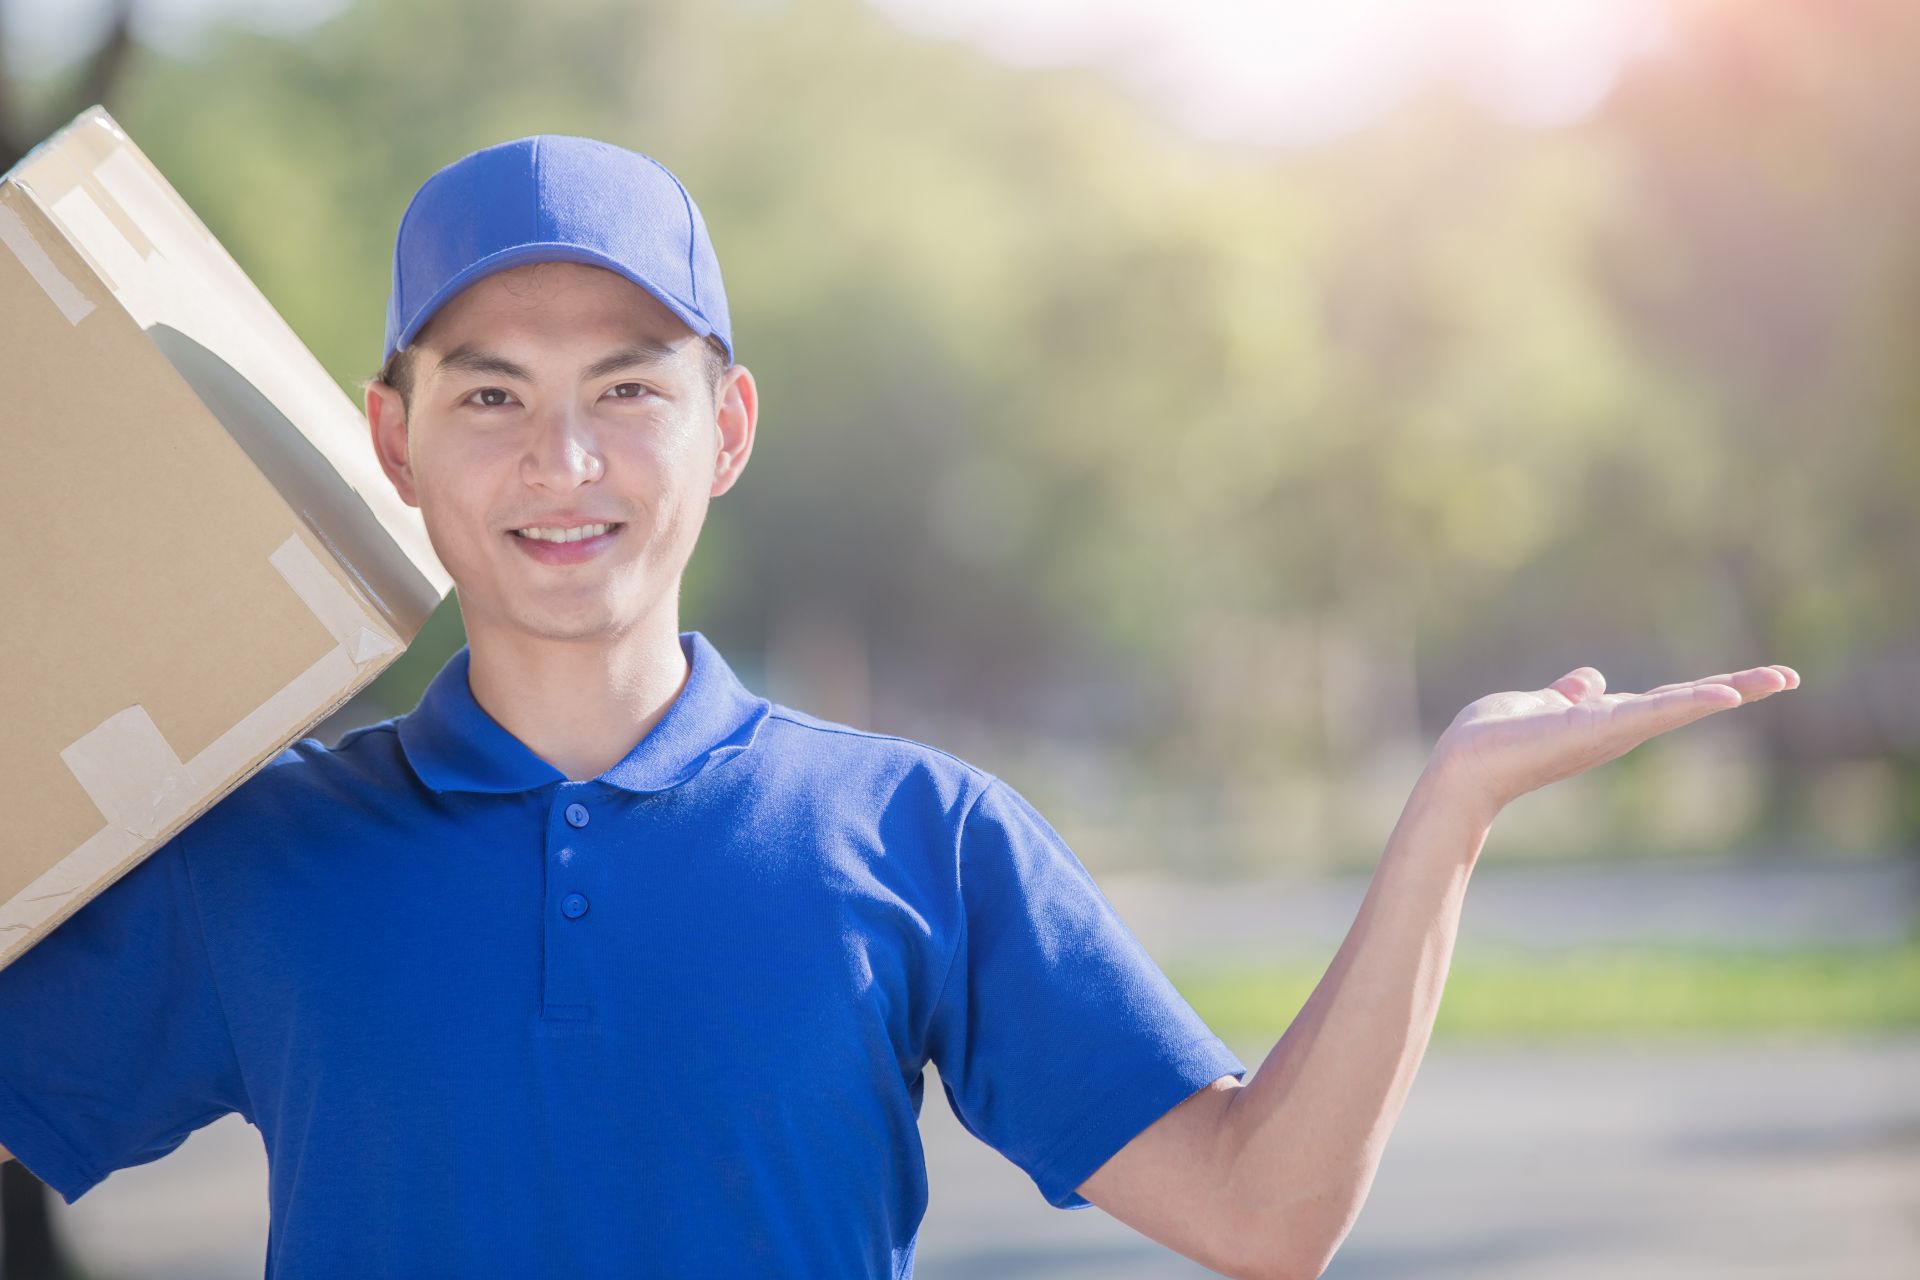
left=0, top=133, right=1797, bottom=1279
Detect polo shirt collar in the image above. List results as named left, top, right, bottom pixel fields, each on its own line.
left=396, top=630, right=770, bottom=795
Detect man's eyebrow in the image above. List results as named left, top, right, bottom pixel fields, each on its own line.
left=580, top=339, right=680, bottom=380
left=432, top=339, right=680, bottom=383
left=433, top=344, right=532, bottom=381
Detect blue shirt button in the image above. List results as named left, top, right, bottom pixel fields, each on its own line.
left=561, top=893, right=588, bottom=918
left=565, top=803, right=590, bottom=828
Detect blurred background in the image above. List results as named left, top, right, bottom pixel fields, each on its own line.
left=1, top=0, right=1914, bottom=1276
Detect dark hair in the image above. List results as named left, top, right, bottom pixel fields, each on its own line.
left=369, top=333, right=731, bottom=416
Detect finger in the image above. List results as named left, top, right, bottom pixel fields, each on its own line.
left=1640, top=669, right=1752, bottom=696
left=1549, top=667, right=1605, bottom=703
left=1641, top=666, right=1791, bottom=700
left=1611, top=682, right=1744, bottom=741
left=1704, top=667, right=1788, bottom=702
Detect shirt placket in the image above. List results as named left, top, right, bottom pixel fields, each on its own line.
left=542, top=782, right=602, bottom=1022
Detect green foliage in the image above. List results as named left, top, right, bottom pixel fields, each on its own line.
left=18, top=0, right=1910, bottom=855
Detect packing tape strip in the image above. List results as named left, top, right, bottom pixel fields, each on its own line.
left=269, top=535, right=402, bottom=667
left=90, top=147, right=156, bottom=234
left=49, top=184, right=147, bottom=295
left=0, top=533, right=401, bottom=939
left=0, top=200, right=96, bottom=326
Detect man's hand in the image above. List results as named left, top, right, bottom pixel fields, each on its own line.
left=1429, top=663, right=1801, bottom=826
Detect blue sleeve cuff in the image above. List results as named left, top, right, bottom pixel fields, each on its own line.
left=0, top=1070, right=105, bottom=1205
left=1027, top=1034, right=1250, bottom=1210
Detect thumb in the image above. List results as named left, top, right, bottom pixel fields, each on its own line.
left=1548, top=666, right=1605, bottom=703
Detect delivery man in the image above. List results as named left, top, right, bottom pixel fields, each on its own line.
left=0, top=133, right=1798, bottom=1279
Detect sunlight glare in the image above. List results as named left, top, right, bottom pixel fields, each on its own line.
left=868, top=0, right=1674, bottom=146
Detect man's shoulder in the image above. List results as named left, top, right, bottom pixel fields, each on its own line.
left=188, top=717, right=413, bottom=843
left=755, top=702, right=997, bottom=808
left=262, top=716, right=411, bottom=793
left=760, top=701, right=989, bottom=776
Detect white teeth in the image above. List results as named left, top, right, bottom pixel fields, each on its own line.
left=514, top=522, right=617, bottom=544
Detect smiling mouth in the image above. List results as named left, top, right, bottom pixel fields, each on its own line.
left=510, top=522, right=626, bottom=544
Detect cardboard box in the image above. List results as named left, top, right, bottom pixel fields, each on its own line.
left=0, top=104, right=450, bottom=970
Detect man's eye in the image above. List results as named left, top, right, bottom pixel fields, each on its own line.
left=606, top=382, right=651, bottom=400
left=466, top=387, right=517, bottom=409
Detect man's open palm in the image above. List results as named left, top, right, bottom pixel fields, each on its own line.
left=1434, top=663, right=1802, bottom=819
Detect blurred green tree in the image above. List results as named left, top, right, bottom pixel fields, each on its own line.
left=4, top=0, right=1904, bottom=865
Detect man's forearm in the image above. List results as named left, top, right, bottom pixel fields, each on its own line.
left=1220, top=761, right=1496, bottom=1279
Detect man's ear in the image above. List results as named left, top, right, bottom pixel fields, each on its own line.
left=365, top=379, right=419, bottom=508
left=710, top=362, right=759, bottom=498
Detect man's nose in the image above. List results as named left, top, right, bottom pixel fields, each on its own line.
left=520, top=404, right=605, bottom=488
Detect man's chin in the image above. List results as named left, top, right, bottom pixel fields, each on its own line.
left=512, top=618, right=626, bottom=646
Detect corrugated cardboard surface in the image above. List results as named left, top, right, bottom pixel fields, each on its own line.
left=10, top=107, right=447, bottom=639
left=0, top=106, right=450, bottom=969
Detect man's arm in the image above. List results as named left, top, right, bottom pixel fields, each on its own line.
left=1075, top=663, right=1797, bottom=1280
left=1, top=1143, right=13, bottom=1164
left=1075, top=764, right=1492, bottom=1280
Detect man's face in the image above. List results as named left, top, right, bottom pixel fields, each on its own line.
left=366, top=261, right=755, bottom=647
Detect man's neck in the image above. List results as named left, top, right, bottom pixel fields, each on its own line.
left=462, top=615, right=692, bottom=784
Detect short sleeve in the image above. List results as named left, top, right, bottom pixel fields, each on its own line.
left=925, top=776, right=1247, bottom=1210
left=0, top=824, right=250, bottom=1204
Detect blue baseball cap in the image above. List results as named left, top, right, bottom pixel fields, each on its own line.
left=382, top=133, right=732, bottom=369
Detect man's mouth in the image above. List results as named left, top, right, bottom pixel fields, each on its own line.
left=511, top=522, right=625, bottom=544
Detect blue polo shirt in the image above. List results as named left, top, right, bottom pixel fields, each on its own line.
left=0, top=630, right=1246, bottom=1277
